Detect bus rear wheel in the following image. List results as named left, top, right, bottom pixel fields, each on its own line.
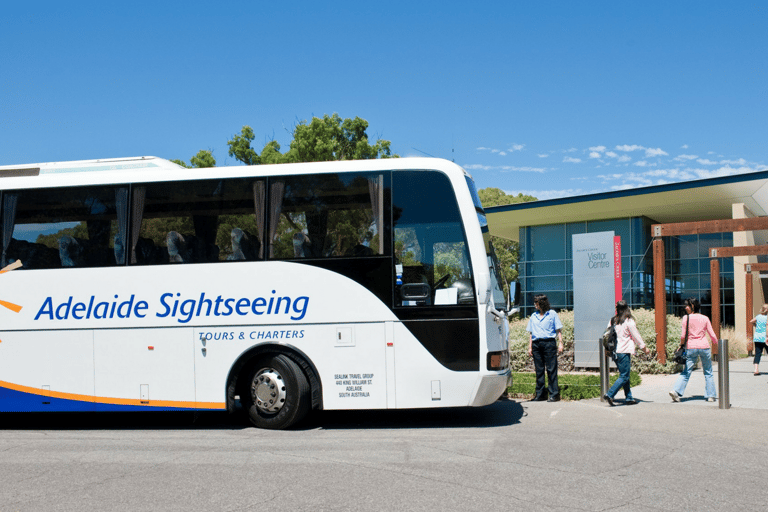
left=243, top=354, right=310, bottom=430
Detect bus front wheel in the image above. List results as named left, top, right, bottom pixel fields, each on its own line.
left=243, top=354, right=310, bottom=430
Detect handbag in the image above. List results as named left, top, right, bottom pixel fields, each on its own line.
left=674, top=315, right=689, bottom=364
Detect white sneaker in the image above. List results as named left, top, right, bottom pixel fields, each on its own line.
left=669, top=391, right=680, bottom=402
left=706, top=397, right=717, bottom=402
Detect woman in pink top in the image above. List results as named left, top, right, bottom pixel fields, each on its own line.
left=603, top=301, right=650, bottom=406
left=670, top=297, right=718, bottom=402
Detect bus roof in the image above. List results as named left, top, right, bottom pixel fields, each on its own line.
left=0, top=156, right=471, bottom=190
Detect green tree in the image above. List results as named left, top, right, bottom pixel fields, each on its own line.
left=190, top=150, right=216, bottom=168
left=227, top=114, right=397, bottom=166
left=172, top=150, right=217, bottom=169
left=227, top=126, right=260, bottom=166
left=478, top=187, right=538, bottom=295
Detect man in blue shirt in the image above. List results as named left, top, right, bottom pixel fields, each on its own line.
left=526, top=294, right=564, bottom=401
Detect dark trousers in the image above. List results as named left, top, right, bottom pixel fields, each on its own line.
left=754, top=342, right=768, bottom=365
left=532, top=338, right=559, bottom=399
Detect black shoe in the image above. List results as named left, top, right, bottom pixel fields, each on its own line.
left=624, top=398, right=637, bottom=405
left=547, top=396, right=560, bottom=402
left=531, top=396, right=548, bottom=402
left=603, top=394, right=615, bottom=406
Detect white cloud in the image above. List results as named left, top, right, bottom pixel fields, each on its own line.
left=589, top=152, right=602, bottom=159
left=589, top=145, right=606, bottom=152
left=563, top=156, right=582, bottom=163
left=498, top=151, right=507, bottom=156
left=463, top=164, right=545, bottom=173
left=605, top=151, right=618, bottom=158
left=538, top=154, right=550, bottom=158
left=697, top=158, right=717, bottom=165
left=616, top=144, right=645, bottom=152
left=595, top=164, right=765, bottom=189
left=673, top=154, right=698, bottom=162
left=644, top=147, right=668, bottom=158
left=617, top=155, right=631, bottom=163
left=508, top=144, right=525, bottom=152
left=721, top=158, right=747, bottom=166
left=565, top=148, right=578, bottom=153
left=634, top=161, right=649, bottom=167
left=681, top=144, right=689, bottom=149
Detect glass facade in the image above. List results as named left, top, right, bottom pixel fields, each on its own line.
left=518, top=217, right=735, bottom=325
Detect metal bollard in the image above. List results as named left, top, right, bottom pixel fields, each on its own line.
left=717, top=339, right=730, bottom=409
left=599, top=341, right=610, bottom=400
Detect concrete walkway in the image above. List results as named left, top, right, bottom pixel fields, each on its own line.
left=627, top=356, right=768, bottom=409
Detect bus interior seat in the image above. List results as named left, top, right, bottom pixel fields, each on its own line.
left=58, top=235, right=84, bottom=267
left=114, top=234, right=125, bottom=264
left=167, top=231, right=219, bottom=263
left=347, top=244, right=373, bottom=257
left=228, top=228, right=260, bottom=261
left=401, top=266, right=430, bottom=286
left=292, top=232, right=312, bottom=258
left=59, top=235, right=112, bottom=267
left=135, top=237, right=165, bottom=265
left=6, top=238, right=60, bottom=269
left=449, top=278, right=475, bottom=304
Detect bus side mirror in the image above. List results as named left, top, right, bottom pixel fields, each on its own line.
left=401, top=283, right=430, bottom=301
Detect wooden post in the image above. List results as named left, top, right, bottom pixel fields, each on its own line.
left=711, top=258, right=720, bottom=356
left=653, top=238, right=667, bottom=364
left=747, top=270, right=754, bottom=342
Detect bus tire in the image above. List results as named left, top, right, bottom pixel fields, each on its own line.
left=243, top=354, right=310, bottom=430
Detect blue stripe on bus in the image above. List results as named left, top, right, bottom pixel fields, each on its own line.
left=0, top=386, right=198, bottom=412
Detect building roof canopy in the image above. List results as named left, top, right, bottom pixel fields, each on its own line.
left=486, top=170, right=768, bottom=242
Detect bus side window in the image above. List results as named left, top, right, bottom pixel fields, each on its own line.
left=393, top=171, right=475, bottom=307
left=2, top=186, right=126, bottom=270
left=131, top=179, right=265, bottom=265
left=269, top=173, right=385, bottom=260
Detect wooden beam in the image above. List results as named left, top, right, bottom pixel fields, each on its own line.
left=711, top=258, right=720, bottom=355
left=652, top=217, right=768, bottom=237
left=745, top=263, right=768, bottom=272
left=710, top=245, right=768, bottom=258
left=747, top=272, right=754, bottom=341
left=653, top=238, right=667, bottom=364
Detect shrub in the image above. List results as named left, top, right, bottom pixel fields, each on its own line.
left=719, top=325, right=749, bottom=359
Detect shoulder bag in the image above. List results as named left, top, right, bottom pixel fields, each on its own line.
left=673, top=315, right=689, bottom=364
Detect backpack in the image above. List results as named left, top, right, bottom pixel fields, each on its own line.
left=601, top=320, right=617, bottom=354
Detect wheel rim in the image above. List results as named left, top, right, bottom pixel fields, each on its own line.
left=251, top=367, right=287, bottom=414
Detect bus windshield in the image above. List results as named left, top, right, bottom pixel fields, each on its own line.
left=464, top=176, right=506, bottom=310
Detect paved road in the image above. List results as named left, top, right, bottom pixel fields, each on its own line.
left=1, top=388, right=766, bottom=512
left=630, top=356, right=768, bottom=409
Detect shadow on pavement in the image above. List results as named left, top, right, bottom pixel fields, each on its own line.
left=311, top=399, right=525, bottom=430
left=0, top=400, right=526, bottom=431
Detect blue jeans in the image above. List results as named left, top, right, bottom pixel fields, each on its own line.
left=673, top=348, right=717, bottom=399
left=607, top=352, right=633, bottom=400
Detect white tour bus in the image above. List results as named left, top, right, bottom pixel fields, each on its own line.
left=0, top=156, right=511, bottom=429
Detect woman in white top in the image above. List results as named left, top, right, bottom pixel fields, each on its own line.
left=603, top=300, right=650, bottom=406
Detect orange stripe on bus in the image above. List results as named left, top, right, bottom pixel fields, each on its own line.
left=0, top=380, right=225, bottom=410
left=0, top=300, right=23, bottom=313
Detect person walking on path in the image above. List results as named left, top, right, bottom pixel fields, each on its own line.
left=750, top=304, right=768, bottom=375
left=603, top=301, right=650, bottom=406
left=527, top=294, right=564, bottom=402
left=670, top=297, right=719, bottom=403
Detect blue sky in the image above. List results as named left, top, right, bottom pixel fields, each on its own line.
left=1, top=1, right=766, bottom=200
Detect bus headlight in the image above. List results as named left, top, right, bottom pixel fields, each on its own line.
left=487, top=350, right=509, bottom=371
